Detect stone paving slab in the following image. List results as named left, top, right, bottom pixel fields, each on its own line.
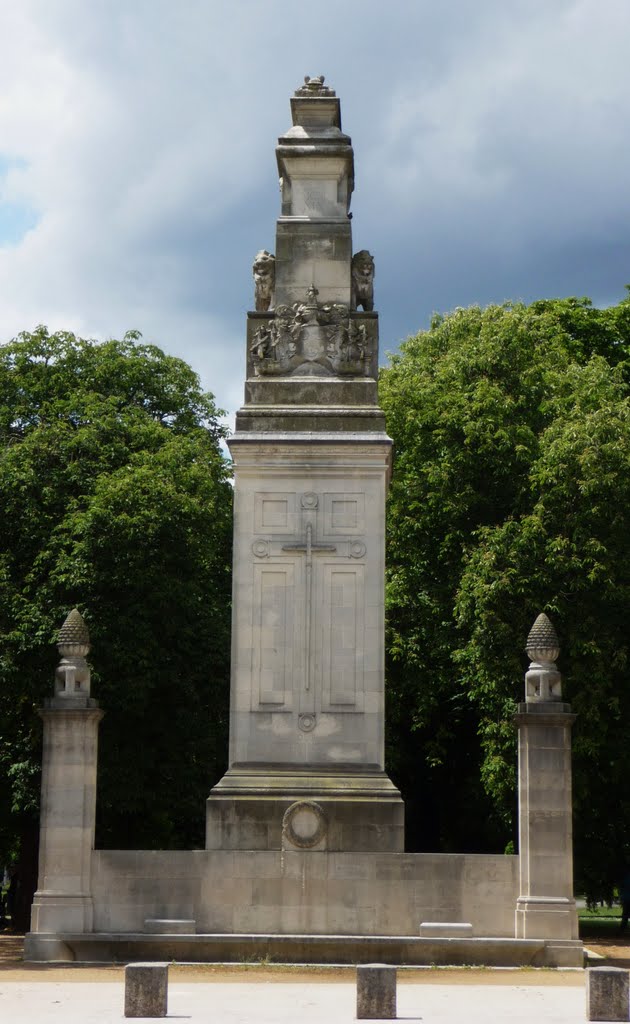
left=0, top=978, right=590, bottom=1024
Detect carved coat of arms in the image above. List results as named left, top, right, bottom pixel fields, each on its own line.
left=250, top=286, right=370, bottom=377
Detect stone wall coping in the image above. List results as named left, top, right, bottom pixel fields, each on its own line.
left=228, top=432, right=392, bottom=445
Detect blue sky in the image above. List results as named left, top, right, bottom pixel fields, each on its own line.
left=0, top=158, right=37, bottom=245
left=1, top=1, right=630, bottom=424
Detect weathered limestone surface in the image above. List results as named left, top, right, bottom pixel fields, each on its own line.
left=356, top=964, right=397, bottom=1019
left=144, top=919, right=196, bottom=934
left=225, top=439, right=390, bottom=767
left=586, top=967, right=630, bottom=1022
left=208, top=75, right=403, bottom=850
left=515, top=615, right=578, bottom=940
left=207, top=435, right=402, bottom=850
left=32, top=930, right=584, bottom=967
left=237, top=78, right=382, bottom=437
left=29, top=610, right=103, bottom=936
left=86, top=849, right=517, bottom=936
left=124, top=962, right=168, bottom=1018
left=253, top=250, right=275, bottom=312
left=274, top=81, right=353, bottom=309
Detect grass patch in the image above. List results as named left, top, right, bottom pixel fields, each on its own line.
left=579, top=904, right=623, bottom=939
left=580, top=905, right=622, bottom=919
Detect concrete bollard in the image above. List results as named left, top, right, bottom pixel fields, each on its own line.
left=356, top=963, right=397, bottom=1019
left=124, top=962, right=169, bottom=1018
left=586, top=966, right=630, bottom=1022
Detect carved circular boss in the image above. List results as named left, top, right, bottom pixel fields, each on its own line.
left=282, top=800, right=327, bottom=849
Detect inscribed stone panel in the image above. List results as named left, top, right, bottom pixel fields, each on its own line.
left=322, top=493, right=365, bottom=536
left=252, top=563, right=295, bottom=708
left=320, top=563, right=364, bottom=709
left=254, top=492, right=297, bottom=535
left=291, top=180, right=338, bottom=218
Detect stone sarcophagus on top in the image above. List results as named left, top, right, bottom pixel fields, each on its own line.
left=207, top=76, right=403, bottom=853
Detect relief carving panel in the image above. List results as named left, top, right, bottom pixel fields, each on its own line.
left=248, top=287, right=377, bottom=379
left=248, top=490, right=367, bottom=717
left=252, top=564, right=296, bottom=708
left=254, top=492, right=297, bottom=535
left=321, top=564, right=364, bottom=709
left=322, top=492, right=365, bottom=536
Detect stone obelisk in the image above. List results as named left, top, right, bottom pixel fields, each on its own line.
left=207, top=77, right=403, bottom=853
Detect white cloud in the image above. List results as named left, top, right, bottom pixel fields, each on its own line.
left=1, top=0, right=629, bottom=415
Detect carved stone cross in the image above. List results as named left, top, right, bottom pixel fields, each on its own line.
left=282, top=522, right=336, bottom=692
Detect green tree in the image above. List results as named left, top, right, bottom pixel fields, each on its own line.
left=380, top=295, right=630, bottom=897
left=0, top=327, right=233, bottom=925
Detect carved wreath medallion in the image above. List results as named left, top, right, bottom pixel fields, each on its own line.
left=298, top=712, right=316, bottom=732
left=282, top=800, right=327, bottom=849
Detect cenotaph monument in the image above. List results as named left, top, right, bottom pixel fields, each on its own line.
left=205, top=74, right=404, bottom=854
left=24, top=78, right=583, bottom=968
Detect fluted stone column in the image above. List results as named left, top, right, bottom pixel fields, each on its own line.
left=515, top=613, right=578, bottom=940
left=25, top=610, right=103, bottom=959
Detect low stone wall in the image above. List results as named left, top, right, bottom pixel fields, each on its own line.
left=91, top=849, right=518, bottom=937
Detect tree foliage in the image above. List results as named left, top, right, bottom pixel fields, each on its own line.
left=380, top=294, right=630, bottom=896
left=4, top=295, right=630, bottom=915
left=0, top=328, right=233, bottom=911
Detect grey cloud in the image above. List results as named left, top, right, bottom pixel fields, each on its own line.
left=1, top=0, right=629, bottom=416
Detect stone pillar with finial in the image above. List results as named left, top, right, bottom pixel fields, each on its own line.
left=514, top=613, right=578, bottom=943
left=25, top=609, right=104, bottom=961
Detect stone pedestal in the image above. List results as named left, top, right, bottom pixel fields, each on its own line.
left=515, top=614, right=578, bottom=941
left=25, top=609, right=104, bottom=955
left=587, top=967, right=630, bottom=1022
left=125, top=962, right=168, bottom=1018
left=29, top=702, right=103, bottom=935
left=356, top=964, right=397, bottom=1019
left=207, top=766, right=404, bottom=852
left=514, top=702, right=577, bottom=939
left=207, top=434, right=403, bottom=851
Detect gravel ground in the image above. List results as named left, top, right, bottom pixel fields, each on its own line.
left=0, top=933, right=621, bottom=1024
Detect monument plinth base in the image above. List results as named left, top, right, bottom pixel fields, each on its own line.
left=25, top=932, right=585, bottom=968
left=206, top=764, right=404, bottom=852
left=515, top=896, right=578, bottom=940
left=30, top=892, right=94, bottom=933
